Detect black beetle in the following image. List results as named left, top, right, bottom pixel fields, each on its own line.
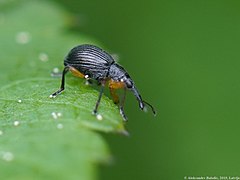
left=50, top=44, right=156, bottom=121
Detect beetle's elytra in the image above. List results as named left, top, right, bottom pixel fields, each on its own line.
left=50, top=44, right=156, bottom=120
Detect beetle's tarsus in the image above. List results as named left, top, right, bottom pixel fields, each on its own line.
left=120, top=107, right=128, bottom=121
left=49, top=88, right=64, bottom=98
left=92, top=110, right=97, bottom=115
left=119, top=87, right=127, bottom=121
left=49, top=94, right=55, bottom=98
left=50, top=67, right=69, bottom=99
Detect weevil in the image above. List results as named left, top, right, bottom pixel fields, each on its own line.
left=50, top=44, right=156, bottom=121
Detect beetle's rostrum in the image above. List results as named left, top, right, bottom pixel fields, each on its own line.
left=50, top=44, right=156, bottom=121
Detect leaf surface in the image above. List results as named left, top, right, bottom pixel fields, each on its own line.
left=0, top=1, right=125, bottom=179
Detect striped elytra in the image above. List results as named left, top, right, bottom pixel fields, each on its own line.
left=64, top=44, right=115, bottom=80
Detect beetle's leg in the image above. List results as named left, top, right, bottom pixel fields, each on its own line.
left=69, top=66, right=84, bottom=78
left=120, top=87, right=127, bottom=121
left=109, top=86, right=128, bottom=120
left=68, top=67, right=92, bottom=85
left=109, top=79, right=125, bottom=104
left=93, top=80, right=106, bottom=115
left=49, top=66, right=69, bottom=98
left=109, top=79, right=128, bottom=120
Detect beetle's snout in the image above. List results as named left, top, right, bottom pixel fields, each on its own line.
left=125, top=78, right=133, bottom=89
left=139, top=101, right=144, bottom=110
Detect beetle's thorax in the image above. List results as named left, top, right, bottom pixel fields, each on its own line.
left=109, top=63, right=133, bottom=88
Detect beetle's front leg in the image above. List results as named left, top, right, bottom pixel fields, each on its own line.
left=92, top=80, right=106, bottom=115
left=49, top=66, right=69, bottom=98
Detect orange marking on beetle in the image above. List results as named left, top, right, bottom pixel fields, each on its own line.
left=69, top=66, right=85, bottom=78
left=108, top=79, right=125, bottom=104
left=109, top=88, right=119, bottom=104
left=108, top=79, right=125, bottom=89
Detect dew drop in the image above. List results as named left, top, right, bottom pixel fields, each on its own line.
left=13, top=121, right=20, bottom=126
left=39, top=53, right=49, bottom=62
left=2, top=152, right=14, bottom=162
left=16, top=31, right=31, bottom=44
left=96, top=114, right=103, bottom=121
left=57, top=123, right=63, bottom=129
left=51, top=112, right=58, bottom=119
left=57, top=112, right=62, bottom=117
left=52, top=67, right=60, bottom=73
left=51, top=112, right=62, bottom=119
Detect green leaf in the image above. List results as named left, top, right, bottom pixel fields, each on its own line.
left=0, top=1, right=125, bottom=179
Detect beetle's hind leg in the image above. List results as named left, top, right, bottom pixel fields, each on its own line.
left=109, top=86, right=127, bottom=121
left=119, top=87, right=128, bottom=121
left=109, top=80, right=128, bottom=121
left=49, top=66, right=69, bottom=98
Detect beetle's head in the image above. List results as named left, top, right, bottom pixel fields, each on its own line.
left=109, top=63, right=156, bottom=116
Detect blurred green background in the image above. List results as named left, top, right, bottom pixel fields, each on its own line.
left=3, top=0, right=240, bottom=179
left=57, top=0, right=240, bottom=179
left=61, top=0, right=240, bottom=179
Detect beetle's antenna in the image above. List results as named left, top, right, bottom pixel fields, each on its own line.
left=143, top=100, right=156, bottom=116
